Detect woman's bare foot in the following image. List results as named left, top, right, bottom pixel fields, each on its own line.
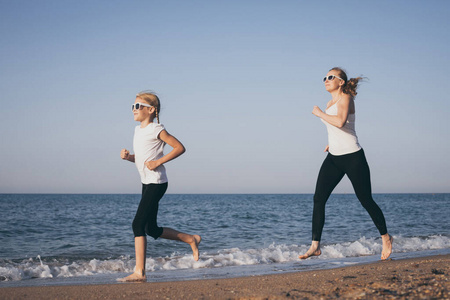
left=299, top=241, right=321, bottom=259
left=117, top=271, right=146, bottom=282
left=190, top=235, right=201, bottom=261
left=381, top=234, right=394, bottom=260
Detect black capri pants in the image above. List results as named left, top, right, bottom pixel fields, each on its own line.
left=312, top=149, right=387, bottom=241
left=132, top=182, right=168, bottom=239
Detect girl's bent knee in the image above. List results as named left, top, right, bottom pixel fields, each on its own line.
left=145, top=225, right=163, bottom=240
left=132, top=220, right=146, bottom=237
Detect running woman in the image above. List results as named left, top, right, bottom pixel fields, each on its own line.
left=299, top=68, right=393, bottom=261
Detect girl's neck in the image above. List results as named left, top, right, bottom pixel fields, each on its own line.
left=140, top=119, right=153, bottom=128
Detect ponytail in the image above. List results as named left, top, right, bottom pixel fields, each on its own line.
left=330, top=67, right=365, bottom=97
left=342, top=77, right=364, bottom=97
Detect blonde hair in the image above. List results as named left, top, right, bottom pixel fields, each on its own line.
left=136, top=91, right=161, bottom=124
left=330, top=67, right=365, bottom=97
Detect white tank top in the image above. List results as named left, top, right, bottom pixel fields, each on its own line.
left=321, top=99, right=361, bottom=156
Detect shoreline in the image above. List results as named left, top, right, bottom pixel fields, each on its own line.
left=1, top=254, right=448, bottom=299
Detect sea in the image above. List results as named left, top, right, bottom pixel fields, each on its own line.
left=1, top=193, right=449, bottom=288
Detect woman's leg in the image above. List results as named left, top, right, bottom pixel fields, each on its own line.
left=300, top=154, right=345, bottom=259
left=344, top=150, right=393, bottom=260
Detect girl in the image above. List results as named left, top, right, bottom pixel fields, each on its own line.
left=299, top=68, right=393, bottom=261
left=119, top=91, right=201, bottom=282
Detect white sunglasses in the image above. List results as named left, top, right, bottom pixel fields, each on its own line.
left=323, top=75, right=344, bottom=82
left=132, top=102, right=152, bottom=111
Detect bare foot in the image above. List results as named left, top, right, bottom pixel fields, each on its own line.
left=299, top=243, right=321, bottom=259
left=381, top=234, right=394, bottom=260
left=117, top=272, right=146, bottom=282
left=190, top=235, right=201, bottom=261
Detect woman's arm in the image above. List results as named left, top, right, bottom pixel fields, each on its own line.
left=312, top=94, right=352, bottom=128
left=121, top=149, right=135, bottom=163
left=145, top=130, right=186, bottom=170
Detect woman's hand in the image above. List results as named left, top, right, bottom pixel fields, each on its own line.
left=324, top=145, right=329, bottom=152
left=121, top=149, right=130, bottom=160
left=312, top=106, right=323, bottom=118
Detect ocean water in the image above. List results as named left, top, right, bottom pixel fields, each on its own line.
left=0, top=193, right=449, bottom=287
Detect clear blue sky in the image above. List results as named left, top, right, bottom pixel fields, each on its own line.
left=0, top=1, right=448, bottom=194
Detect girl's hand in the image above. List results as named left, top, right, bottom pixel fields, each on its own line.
left=121, top=149, right=130, bottom=160
left=312, top=106, right=323, bottom=118
left=324, top=145, right=329, bottom=152
left=145, top=160, right=160, bottom=171
left=121, top=149, right=135, bottom=163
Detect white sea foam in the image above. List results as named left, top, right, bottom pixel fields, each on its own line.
left=1, top=235, right=449, bottom=282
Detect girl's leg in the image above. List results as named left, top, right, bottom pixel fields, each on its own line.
left=344, top=150, right=393, bottom=260
left=300, top=154, right=345, bottom=259
left=160, top=228, right=202, bottom=261
left=118, top=236, right=147, bottom=282
left=118, top=184, right=166, bottom=282
left=134, top=236, right=147, bottom=277
left=142, top=183, right=202, bottom=261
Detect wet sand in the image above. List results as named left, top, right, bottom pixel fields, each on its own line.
left=1, top=254, right=449, bottom=299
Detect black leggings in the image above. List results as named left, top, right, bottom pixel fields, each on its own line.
left=312, top=149, right=387, bottom=241
left=132, top=182, right=168, bottom=239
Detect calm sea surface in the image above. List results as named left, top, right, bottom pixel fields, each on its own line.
left=1, top=193, right=449, bottom=287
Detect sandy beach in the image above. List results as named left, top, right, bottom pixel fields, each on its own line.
left=1, top=254, right=448, bottom=299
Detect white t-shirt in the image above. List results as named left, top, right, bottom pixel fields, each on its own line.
left=133, top=123, right=168, bottom=184
left=321, top=101, right=361, bottom=156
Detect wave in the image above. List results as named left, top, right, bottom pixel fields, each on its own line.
left=1, top=234, right=449, bottom=282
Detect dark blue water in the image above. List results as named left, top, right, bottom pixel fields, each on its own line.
left=1, top=194, right=449, bottom=286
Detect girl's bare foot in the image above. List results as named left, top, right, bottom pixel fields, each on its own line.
left=190, top=235, right=201, bottom=261
left=381, top=234, right=393, bottom=260
left=117, top=272, right=146, bottom=282
left=299, top=242, right=321, bottom=259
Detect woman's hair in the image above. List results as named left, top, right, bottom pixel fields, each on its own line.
left=136, top=91, right=161, bottom=123
left=330, top=67, right=365, bottom=97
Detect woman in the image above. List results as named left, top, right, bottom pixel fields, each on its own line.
left=300, top=67, right=393, bottom=260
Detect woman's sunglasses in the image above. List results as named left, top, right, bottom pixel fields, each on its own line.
left=323, top=75, right=344, bottom=82
left=132, top=102, right=152, bottom=111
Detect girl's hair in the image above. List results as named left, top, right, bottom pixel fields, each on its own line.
left=330, top=67, right=365, bottom=97
left=136, top=91, right=161, bottom=124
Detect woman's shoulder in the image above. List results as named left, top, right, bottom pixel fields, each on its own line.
left=337, top=94, right=356, bottom=114
left=337, top=94, right=353, bottom=105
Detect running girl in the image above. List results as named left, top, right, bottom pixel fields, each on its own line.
left=119, top=91, right=201, bottom=282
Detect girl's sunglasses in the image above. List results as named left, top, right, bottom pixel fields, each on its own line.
left=132, top=102, right=152, bottom=111
left=323, top=75, right=344, bottom=82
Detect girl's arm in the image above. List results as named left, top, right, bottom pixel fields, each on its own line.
left=121, top=149, right=135, bottom=163
left=145, top=130, right=185, bottom=170
left=312, top=94, right=352, bottom=128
